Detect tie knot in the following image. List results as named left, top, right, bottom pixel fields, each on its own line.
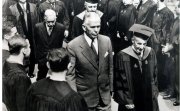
left=90, top=37, right=95, bottom=42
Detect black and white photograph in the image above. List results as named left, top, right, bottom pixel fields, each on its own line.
left=2, top=0, right=180, bottom=111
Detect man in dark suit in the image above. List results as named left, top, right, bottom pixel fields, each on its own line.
left=67, top=12, right=113, bottom=111
left=34, top=9, right=65, bottom=81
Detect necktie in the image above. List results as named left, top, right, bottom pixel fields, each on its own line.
left=91, top=38, right=97, bottom=55
left=91, top=38, right=99, bottom=65
left=22, top=4, right=28, bottom=30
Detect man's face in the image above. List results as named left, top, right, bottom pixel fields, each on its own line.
left=45, top=16, right=56, bottom=28
left=174, top=3, right=180, bottom=16
left=85, top=2, right=98, bottom=12
left=19, top=0, right=26, bottom=4
left=133, top=0, right=140, bottom=8
left=84, top=18, right=101, bottom=39
left=132, top=37, right=147, bottom=53
left=5, top=27, right=18, bottom=40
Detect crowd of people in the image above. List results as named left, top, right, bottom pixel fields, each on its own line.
left=2, top=0, right=180, bottom=111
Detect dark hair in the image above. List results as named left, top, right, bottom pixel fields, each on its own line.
left=2, top=21, right=15, bottom=39
left=160, top=0, right=164, bottom=2
left=8, top=35, right=27, bottom=55
left=47, top=48, right=70, bottom=72
left=134, top=32, right=149, bottom=40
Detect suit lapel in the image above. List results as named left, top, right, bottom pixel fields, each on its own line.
left=80, top=36, right=98, bottom=70
left=41, top=23, right=49, bottom=43
left=49, top=23, right=59, bottom=44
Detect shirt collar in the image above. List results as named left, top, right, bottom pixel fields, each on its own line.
left=84, top=33, right=97, bottom=46
left=19, top=2, right=27, bottom=10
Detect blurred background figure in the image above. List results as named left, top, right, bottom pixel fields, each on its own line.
left=161, top=0, right=180, bottom=106
left=115, top=0, right=137, bottom=53
left=151, top=0, right=174, bottom=95
left=136, top=0, right=157, bottom=26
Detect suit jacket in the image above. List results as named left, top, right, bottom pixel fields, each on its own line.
left=34, top=22, right=65, bottom=64
left=9, top=2, right=38, bottom=38
left=67, top=34, right=113, bottom=107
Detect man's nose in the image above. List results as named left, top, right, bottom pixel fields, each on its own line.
left=94, top=27, right=99, bottom=32
left=139, top=45, right=144, bottom=49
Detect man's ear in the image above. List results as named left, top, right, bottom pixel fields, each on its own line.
left=4, top=34, right=10, bottom=40
left=46, top=62, right=50, bottom=69
left=131, top=37, right=135, bottom=44
left=67, top=62, right=71, bottom=70
left=82, top=24, right=86, bottom=31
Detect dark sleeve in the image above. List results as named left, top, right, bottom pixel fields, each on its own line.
left=162, top=11, right=174, bottom=44
left=67, top=93, right=88, bottom=111
left=151, top=49, right=159, bottom=98
left=25, top=85, right=34, bottom=111
left=62, top=2, right=70, bottom=30
left=15, top=74, right=31, bottom=111
left=71, top=17, right=83, bottom=39
left=145, top=4, right=157, bottom=26
left=33, top=25, right=38, bottom=59
left=108, top=38, right=114, bottom=92
left=100, top=14, right=109, bottom=36
left=126, top=6, right=137, bottom=40
left=113, top=52, right=133, bottom=105
left=66, top=44, right=77, bottom=91
left=37, top=4, right=44, bottom=22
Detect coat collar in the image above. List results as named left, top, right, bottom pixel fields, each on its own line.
left=122, top=46, right=151, bottom=60
left=42, top=22, right=58, bottom=43
left=79, top=35, right=99, bottom=69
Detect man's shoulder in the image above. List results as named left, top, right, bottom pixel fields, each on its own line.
left=68, top=35, right=84, bottom=47
left=55, top=22, right=65, bottom=29
left=35, top=22, right=44, bottom=27
left=99, top=34, right=111, bottom=41
left=9, top=3, right=18, bottom=11
left=76, top=11, right=86, bottom=20
left=30, top=78, right=48, bottom=90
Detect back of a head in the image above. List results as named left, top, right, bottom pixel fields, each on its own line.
left=47, top=48, right=69, bottom=72
left=8, top=35, right=27, bottom=55
left=83, top=12, right=101, bottom=25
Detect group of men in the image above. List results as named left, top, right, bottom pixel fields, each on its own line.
left=2, top=0, right=180, bottom=111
